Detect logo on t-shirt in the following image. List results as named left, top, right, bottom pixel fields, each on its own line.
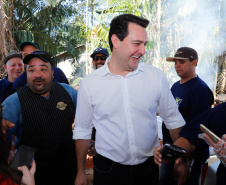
left=175, top=97, right=182, bottom=106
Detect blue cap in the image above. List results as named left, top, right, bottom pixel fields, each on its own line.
left=90, top=47, right=109, bottom=58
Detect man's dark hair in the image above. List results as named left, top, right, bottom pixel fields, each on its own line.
left=108, top=14, right=149, bottom=51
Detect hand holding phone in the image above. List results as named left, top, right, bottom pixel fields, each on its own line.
left=9, top=145, right=37, bottom=175
left=200, top=124, right=221, bottom=143
left=160, top=143, right=186, bottom=162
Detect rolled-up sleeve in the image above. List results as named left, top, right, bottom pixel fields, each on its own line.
left=73, top=79, right=93, bottom=140
left=157, top=73, right=185, bottom=129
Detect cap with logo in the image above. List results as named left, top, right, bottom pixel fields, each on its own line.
left=166, top=47, right=198, bottom=62
left=90, top=47, right=109, bottom=58
left=19, top=41, right=40, bottom=51
left=23, top=50, right=53, bottom=66
left=3, top=50, right=22, bottom=64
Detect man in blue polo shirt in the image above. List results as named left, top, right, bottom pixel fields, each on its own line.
left=13, top=41, right=69, bottom=91
left=0, top=50, right=23, bottom=103
left=160, top=47, right=214, bottom=185
left=2, top=50, right=77, bottom=185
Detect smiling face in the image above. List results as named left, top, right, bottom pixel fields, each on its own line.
left=4, top=58, right=24, bottom=83
left=26, top=57, right=53, bottom=97
left=111, top=23, right=147, bottom=74
left=92, top=54, right=107, bottom=69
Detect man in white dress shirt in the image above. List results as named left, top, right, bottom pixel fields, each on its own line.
left=73, top=13, right=185, bottom=185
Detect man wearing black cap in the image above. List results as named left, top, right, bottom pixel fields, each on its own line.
left=0, top=50, right=23, bottom=103
left=90, top=47, right=109, bottom=69
left=2, top=50, right=77, bottom=185
left=13, top=41, right=69, bottom=91
left=158, top=47, right=214, bottom=185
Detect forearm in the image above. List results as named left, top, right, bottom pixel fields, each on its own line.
left=174, top=137, right=196, bottom=158
left=75, top=139, right=90, bottom=173
left=169, top=127, right=182, bottom=142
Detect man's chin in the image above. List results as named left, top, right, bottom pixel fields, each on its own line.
left=96, top=64, right=104, bottom=69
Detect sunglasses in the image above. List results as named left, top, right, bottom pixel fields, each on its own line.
left=93, top=56, right=107, bottom=62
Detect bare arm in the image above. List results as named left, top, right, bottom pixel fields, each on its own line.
left=173, top=137, right=196, bottom=155
left=168, top=127, right=182, bottom=142
left=74, top=139, right=90, bottom=185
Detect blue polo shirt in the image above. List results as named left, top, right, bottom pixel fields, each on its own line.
left=2, top=83, right=77, bottom=144
left=0, top=76, right=14, bottom=104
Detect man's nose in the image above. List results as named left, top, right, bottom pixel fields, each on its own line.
left=34, top=70, right=42, bottom=77
left=138, top=45, right=146, bottom=55
left=15, top=65, right=20, bottom=70
left=175, top=62, right=180, bottom=68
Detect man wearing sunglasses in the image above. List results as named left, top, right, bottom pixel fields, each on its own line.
left=90, top=47, right=109, bottom=69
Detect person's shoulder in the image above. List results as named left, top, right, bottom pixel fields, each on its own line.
left=140, top=63, right=164, bottom=75
left=2, top=92, right=19, bottom=105
left=59, top=83, right=76, bottom=91
left=58, top=83, right=77, bottom=96
left=81, top=67, right=104, bottom=84
left=186, top=77, right=209, bottom=90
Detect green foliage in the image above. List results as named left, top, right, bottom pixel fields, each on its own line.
left=12, top=0, right=86, bottom=62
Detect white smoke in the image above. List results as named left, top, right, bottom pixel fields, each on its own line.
left=160, top=0, right=226, bottom=90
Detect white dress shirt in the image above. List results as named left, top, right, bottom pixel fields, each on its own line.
left=73, top=56, right=185, bottom=165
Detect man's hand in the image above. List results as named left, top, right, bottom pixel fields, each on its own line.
left=204, top=133, right=226, bottom=164
left=174, top=157, right=191, bottom=185
left=2, top=119, right=15, bottom=134
left=18, top=160, right=36, bottom=185
left=74, top=171, right=87, bottom=185
left=153, top=145, right=163, bottom=166
left=153, top=145, right=170, bottom=166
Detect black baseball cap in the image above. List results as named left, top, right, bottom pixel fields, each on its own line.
left=90, top=47, right=109, bottom=58
left=166, top=47, right=198, bottom=62
left=19, top=41, right=40, bottom=51
left=23, top=50, right=53, bottom=66
left=3, top=50, right=22, bottom=64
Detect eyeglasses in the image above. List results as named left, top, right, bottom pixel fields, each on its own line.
left=93, top=56, right=107, bottom=62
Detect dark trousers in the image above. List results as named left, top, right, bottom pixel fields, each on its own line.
left=93, top=154, right=159, bottom=185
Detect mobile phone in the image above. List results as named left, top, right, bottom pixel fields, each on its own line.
left=200, top=124, right=221, bottom=143
left=9, top=145, right=37, bottom=174
left=160, top=143, right=186, bottom=161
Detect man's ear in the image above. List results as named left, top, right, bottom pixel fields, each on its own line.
left=192, top=60, right=198, bottom=67
left=3, top=64, right=7, bottom=72
left=111, top=34, right=120, bottom=49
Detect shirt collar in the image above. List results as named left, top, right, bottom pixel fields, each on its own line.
left=99, top=56, right=144, bottom=77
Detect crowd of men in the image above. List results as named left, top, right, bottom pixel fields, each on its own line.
left=0, top=13, right=225, bottom=185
